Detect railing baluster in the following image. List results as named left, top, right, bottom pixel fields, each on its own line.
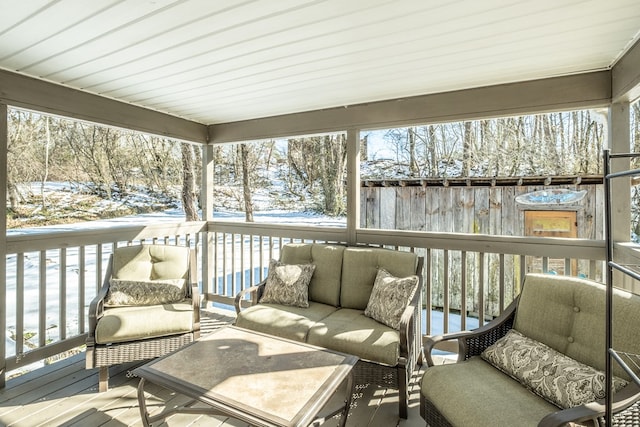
left=39, top=251, right=46, bottom=348
left=478, top=252, right=485, bottom=327
left=79, top=246, right=85, bottom=334
left=443, top=249, right=449, bottom=334
left=461, top=251, right=467, bottom=331
left=499, top=253, right=505, bottom=314
left=60, top=248, right=67, bottom=341
left=425, top=248, right=432, bottom=336
left=16, top=253, right=24, bottom=358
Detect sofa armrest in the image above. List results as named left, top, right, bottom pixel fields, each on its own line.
left=538, top=383, right=640, bottom=427
left=234, top=280, right=266, bottom=314
left=398, top=256, right=425, bottom=366
left=424, top=296, right=518, bottom=366
left=398, top=278, right=421, bottom=361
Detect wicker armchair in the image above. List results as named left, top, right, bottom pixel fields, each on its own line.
left=420, top=274, right=640, bottom=427
left=86, top=244, right=200, bottom=392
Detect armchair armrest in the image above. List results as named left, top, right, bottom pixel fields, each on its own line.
left=538, top=383, right=640, bottom=427
left=424, top=296, right=519, bottom=366
left=234, top=280, right=266, bottom=314
left=87, top=256, right=114, bottom=338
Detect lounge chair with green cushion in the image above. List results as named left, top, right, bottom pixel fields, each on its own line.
left=86, top=244, right=200, bottom=392
left=420, top=273, right=640, bottom=427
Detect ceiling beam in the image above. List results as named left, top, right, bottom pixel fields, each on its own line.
left=0, top=69, right=208, bottom=144
left=612, top=39, right=640, bottom=103
left=209, top=71, right=611, bottom=143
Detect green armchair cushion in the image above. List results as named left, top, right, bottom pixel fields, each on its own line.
left=364, top=269, right=418, bottom=329
left=260, top=259, right=316, bottom=308
left=421, top=357, right=560, bottom=427
left=514, top=273, right=640, bottom=381
left=112, top=244, right=190, bottom=281
left=481, top=329, right=627, bottom=409
left=104, top=278, right=185, bottom=306
left=95, top=302, right=194, bottom=344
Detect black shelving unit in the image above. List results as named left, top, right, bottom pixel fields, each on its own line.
left=604, top=149, right=640, bottom=425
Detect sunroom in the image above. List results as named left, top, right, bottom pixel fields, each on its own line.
left=1, top=1, right=640, bottom=426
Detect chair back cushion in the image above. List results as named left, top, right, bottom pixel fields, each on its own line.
left=340, top=247, right=417, bottom=310
left=514, top=273, right=640, bottom=381
left=280, top=243, right=345, bottom=306
left=112, top=244, right=190, bottom=281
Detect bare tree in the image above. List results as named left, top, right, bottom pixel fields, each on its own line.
left=240, top=143, right=254, bottom=222
left=319, top=135, right=347, bottom=216
left=181, top=142, right=199, bottom=221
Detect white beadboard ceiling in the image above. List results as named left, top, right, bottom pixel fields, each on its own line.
left=1, top=0, right=639, bottom=125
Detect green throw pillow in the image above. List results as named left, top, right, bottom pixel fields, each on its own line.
left=481, top=329, right=628, bottom=409
left=260, top=259, right=316, bottom=308
left=105, top=278, right=186, bottom=306
left=364, top=268, right=418, bottom=330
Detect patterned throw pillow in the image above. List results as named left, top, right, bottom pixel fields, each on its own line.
left=105, top=278, right=186, bottom=306
left=481, top=329, right=628, bottom=409
left=364, top=269, right=419, bottom=330
left=260, top=259, right=316, bottom=308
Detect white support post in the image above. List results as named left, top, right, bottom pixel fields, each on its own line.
left=346, top=128, right=360, bottom=245
left=200, top=144, right=215, bottom=306
left=0, top=103, right=7, bottom=388
left=608, top=102, right=631, bottom=244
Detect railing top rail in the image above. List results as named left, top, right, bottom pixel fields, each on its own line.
left=6, top=221, right=207, bottom=253
left=207, top=220, right=606, bottom=260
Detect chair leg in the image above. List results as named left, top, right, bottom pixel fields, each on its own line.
left=399, top=366, right=408, bottom=419
left=98, top=366, right=109, bottom=392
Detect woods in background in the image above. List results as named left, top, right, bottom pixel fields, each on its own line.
left=8, top=106, right=640, bottom=224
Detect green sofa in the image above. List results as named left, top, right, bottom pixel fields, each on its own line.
left=234, top=243, right=424, bottom=419
left=421, top=273, right=640, bottom=427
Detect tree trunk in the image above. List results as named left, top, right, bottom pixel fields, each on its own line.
left=240, top=143, right=254, bottom=222
left=319, top=135, right=346, bottom=216
left=408, top=127, right=418, bottom=176
left=181, top=142, right=199, bottom=221
left=41, top=116, right=51, bottom=210
left=462, top=122, right=473, bottom=177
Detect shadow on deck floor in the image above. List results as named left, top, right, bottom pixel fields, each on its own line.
left=0, top=306, right=428, bottom=427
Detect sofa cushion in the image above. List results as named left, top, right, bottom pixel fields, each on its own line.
left=482, top=329, right=628, bottom=409
left=105, top=278, right=185, bottom=306
left=235, top=302, right=338, bottom=342
left=280, top=244, right=345, bottom=306
left=260, top=259, right=315, bottom=308
left=306, top=308, right=400, bottom=366
left=340, top=247, right=417, bottom=310
left=364, top=269, right=418, bottom=329
left=95, top=302, right=193, bottom=344
left=514, top=273, right=640, bottom=381
left=421, top=357, right=560, bottom=427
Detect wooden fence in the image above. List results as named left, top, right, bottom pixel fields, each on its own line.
left=360, top=175, right=604, bottom=315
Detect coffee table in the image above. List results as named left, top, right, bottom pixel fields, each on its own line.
left=133, top=326, right=358, bottom=427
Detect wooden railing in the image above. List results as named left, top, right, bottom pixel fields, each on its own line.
left=2, top=219, right=606, bottom=384
left=204, top=222, right=606, bottom=334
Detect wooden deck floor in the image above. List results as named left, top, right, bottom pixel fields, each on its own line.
left=0, top=307, right=427, bottom=427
